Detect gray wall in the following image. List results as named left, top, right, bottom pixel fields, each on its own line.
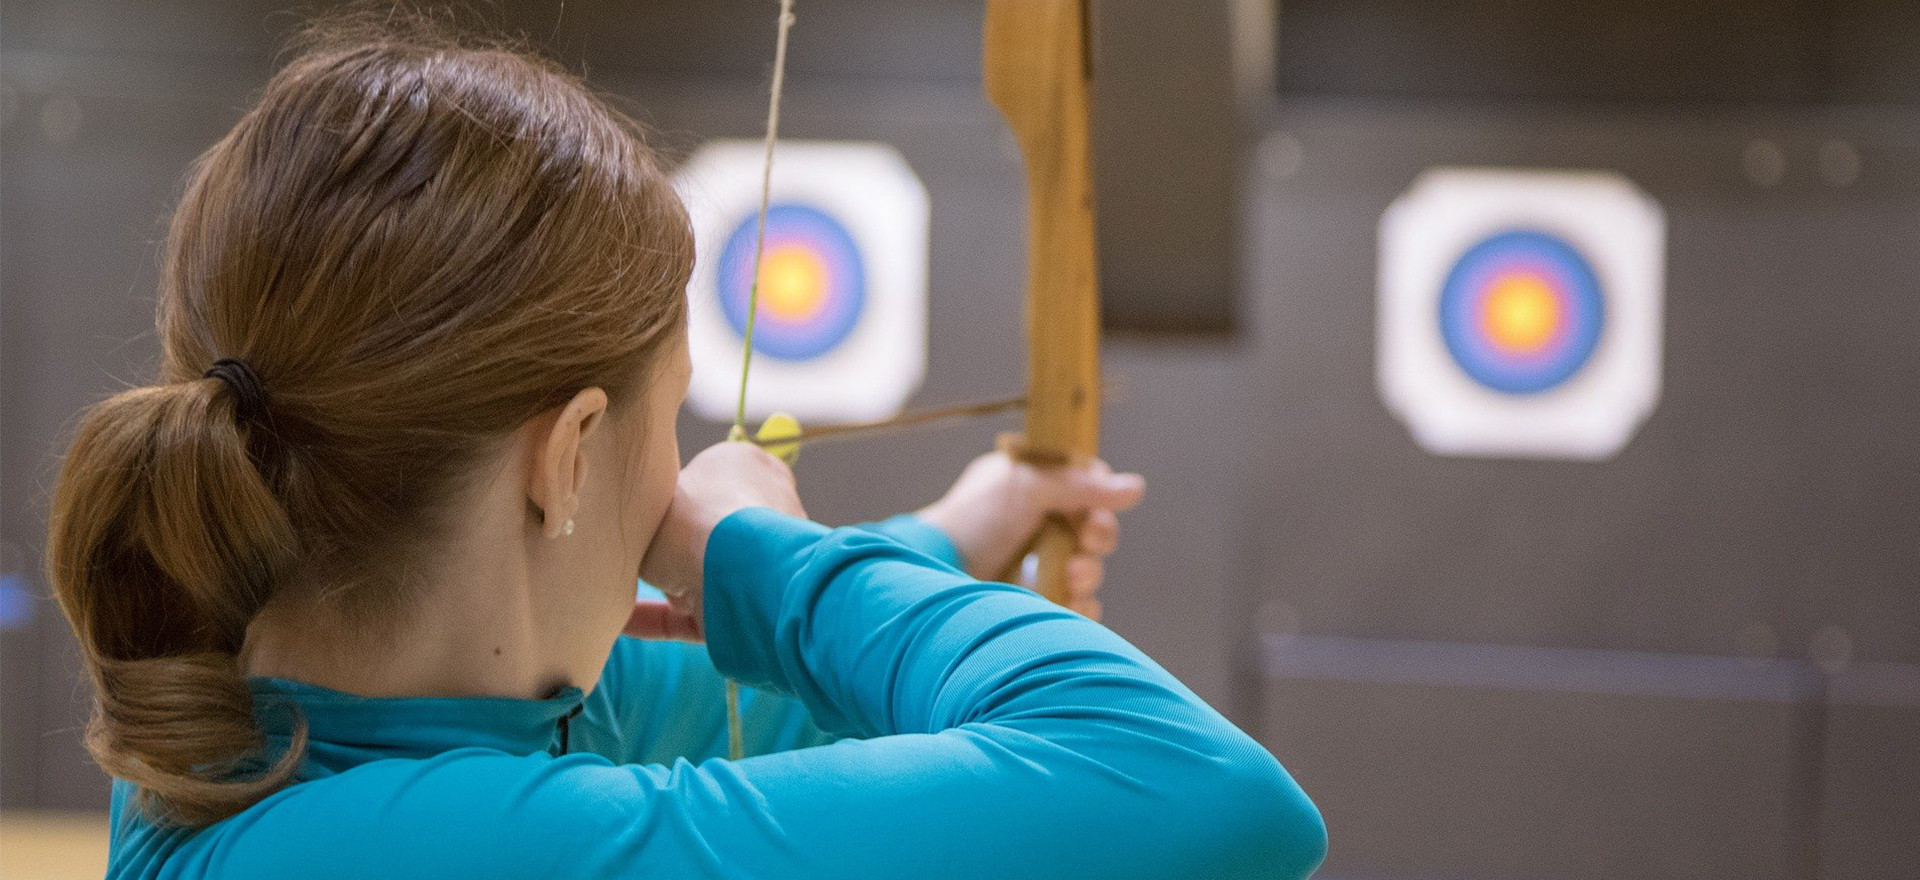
left=1242, top=103, right=1920, bottom=878
left=1244, top=4, right=1920, bottom=877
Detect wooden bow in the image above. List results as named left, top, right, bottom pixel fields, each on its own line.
left=983, top=0, right=1102, bottom=606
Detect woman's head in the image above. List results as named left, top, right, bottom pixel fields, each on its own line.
left=46, top=13, right=693, bottom=825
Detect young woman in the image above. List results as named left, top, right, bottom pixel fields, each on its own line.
left=45, top=15, right=1325, bottom=880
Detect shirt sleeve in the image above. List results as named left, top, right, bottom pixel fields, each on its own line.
left=850, top=512, right=968, bottom=571
left=566, top=636, right=842, bottom=765
left=573, top=513, right=961, bottom=765
left=201, top=508, right=1325, bottom=880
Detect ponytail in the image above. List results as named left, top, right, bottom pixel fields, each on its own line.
left=44, top=10, right=692, bottom=828
left=46, top=377, right=307, bottom=825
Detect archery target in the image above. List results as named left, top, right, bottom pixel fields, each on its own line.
left=1378, top=168, right=1665, bottom=460
left=715, top=204, right=867, bottom=362
left=675, top=140, right=928, bottom=423
left=1438, top=229, right=1605, bottom=395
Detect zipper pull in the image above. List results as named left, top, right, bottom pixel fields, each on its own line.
left=556, top=701, right=585, bottom=755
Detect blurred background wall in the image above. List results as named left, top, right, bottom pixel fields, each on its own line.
left=2, top=2, right=1917, bottom=879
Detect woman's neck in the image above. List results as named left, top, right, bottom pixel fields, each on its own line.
left=241, top=563, right=569, bottom=701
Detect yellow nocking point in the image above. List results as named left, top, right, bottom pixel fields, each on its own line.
left=756, top=412, right=803, bottom=465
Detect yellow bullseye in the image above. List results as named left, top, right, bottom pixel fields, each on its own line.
left=1481, top=273, right=1562, bottom=354
left=758, top=244, right=829, bottom=320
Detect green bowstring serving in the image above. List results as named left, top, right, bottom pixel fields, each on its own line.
left=721, top=0, right=798, bottom=764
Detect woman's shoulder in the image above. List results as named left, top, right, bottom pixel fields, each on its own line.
left=136, top=751, right=675, bottom=879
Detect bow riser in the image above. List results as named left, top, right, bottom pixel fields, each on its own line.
left=984, top=0, right=1102, bottom=605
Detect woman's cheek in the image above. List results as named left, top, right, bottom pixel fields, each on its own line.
left=628, top=421, right=682, bottom=555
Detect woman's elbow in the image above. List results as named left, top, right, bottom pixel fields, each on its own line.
left=1257, top=779, right=1328, bottom=880
left=1201, top=749, right=1327, bottom=879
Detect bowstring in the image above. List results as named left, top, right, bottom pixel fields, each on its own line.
left=724, top=0, right=799, bottom=763
left=734, top=0, right=799, bottom=434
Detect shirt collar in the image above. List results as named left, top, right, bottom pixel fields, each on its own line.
left=248, top=676, right=587, bottom=777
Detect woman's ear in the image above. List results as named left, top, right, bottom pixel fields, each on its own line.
left=529, top=387, right=609, bottom=539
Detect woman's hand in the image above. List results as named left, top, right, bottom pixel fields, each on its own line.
left=629, top=442, right=805, bottom=642
left=915, top=451, right=1145, bottom=619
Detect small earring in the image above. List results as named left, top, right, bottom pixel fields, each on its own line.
left=562, top=518, right=575, bottom=537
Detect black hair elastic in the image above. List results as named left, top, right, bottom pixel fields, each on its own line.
left=203, top=357, right=270, bottom=424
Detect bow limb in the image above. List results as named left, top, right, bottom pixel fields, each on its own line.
left=984, top=0, right=1102, bottom=606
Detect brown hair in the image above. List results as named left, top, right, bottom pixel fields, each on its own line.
left=44, top=11, right=691, bottom=826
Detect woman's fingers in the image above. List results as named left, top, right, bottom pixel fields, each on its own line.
left=1076, top=508, right=1120, bottom=556
left=623, top=599, right=704, bottom=642
left=1068, top=596, right=1103, bottom=621
left=1067, top=554, right=1103, bottom=597
left=639, top=441, right=808, bottom=609
left=917, top=450, right=1141, bottom=599
left=1068, top=553, right=1104, bottom=620
left=1043, top=459, right=1145, bottom=516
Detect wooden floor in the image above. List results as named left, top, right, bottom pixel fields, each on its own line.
left=0, top=812, right=109, bottom=880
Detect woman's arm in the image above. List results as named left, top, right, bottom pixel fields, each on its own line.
left=568, top=637, right=841, bottom=764
left=206, top=508, right=1322, bottom=879
left=851, top=512, right=967, bottom=570
left=569, top=514, right=964, bottom=764
left=700, top=509, right=1325, bottom=879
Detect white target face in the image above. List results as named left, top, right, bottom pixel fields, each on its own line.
left=1377, top=168, right=1666, bottom=461
left=674, top=140, right=929, bottom=424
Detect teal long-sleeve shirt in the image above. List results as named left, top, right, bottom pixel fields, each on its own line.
left=104, top=509, right=1326, bottom=879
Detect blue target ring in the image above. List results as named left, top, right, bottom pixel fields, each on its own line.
left=717, top=203, right=866, bottom=362
left=1438, top=229, right=1605, bottom=395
